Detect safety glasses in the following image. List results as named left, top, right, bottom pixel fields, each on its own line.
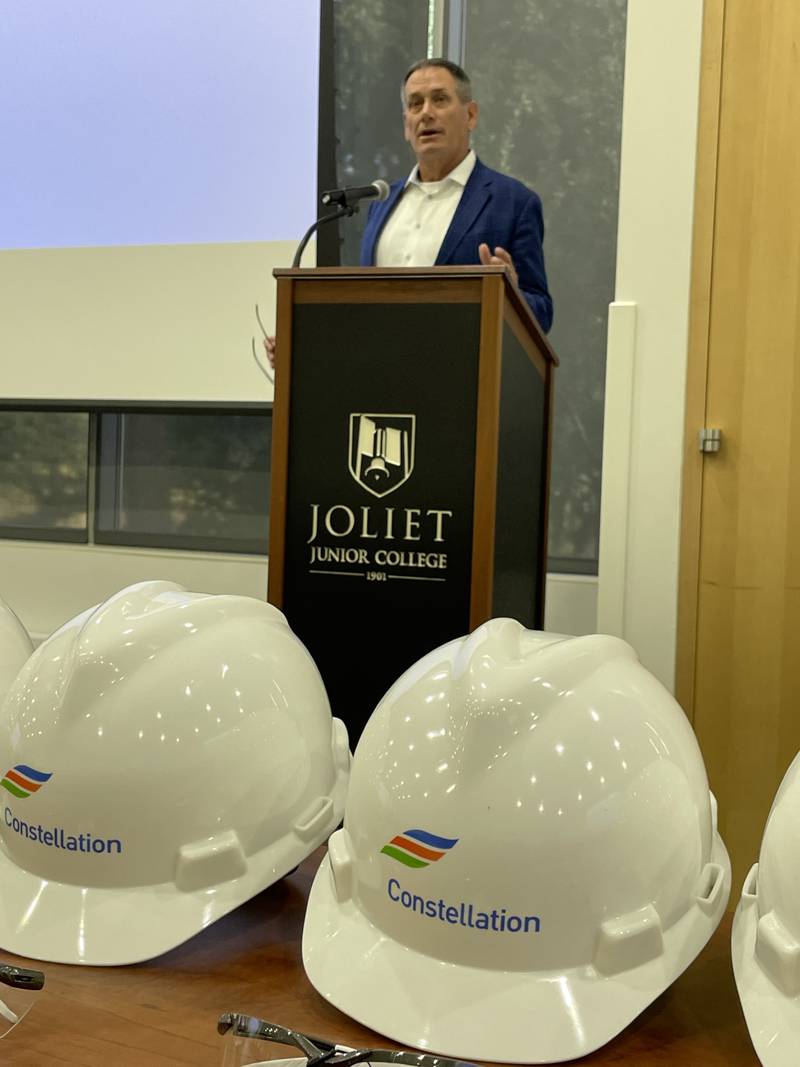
left=0, top=963, right=44, bottom=1039
left=217, top=1015, right=480, bottom=1067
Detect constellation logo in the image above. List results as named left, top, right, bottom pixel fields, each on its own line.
left=387, top=877, right=541, bottom=934
left=349, top=414, right=415, bottom=498
left=380, top=829, right=459, bottom=868
left=3, top=807, right=123, bottom=855
left=0, top=765, right=52, bottom=800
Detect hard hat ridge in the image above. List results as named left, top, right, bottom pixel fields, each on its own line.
left=449, top=621, right=639, bottom=715
left=38, top=582, right=306, bottom=732
left=375, top=623, right=649, bottom=781
left=64, top=580, right=288, bottom=670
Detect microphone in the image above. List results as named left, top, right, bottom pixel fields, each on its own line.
left=292, top=180, right=389, bottom=268
left=321, top=179, right=390, bottom=208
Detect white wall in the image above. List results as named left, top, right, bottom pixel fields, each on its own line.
left=0, top=542, right=268, bottom=642
left=0, top=539, right=597, bottom=644
left=597, top=0, right=704, bottom=690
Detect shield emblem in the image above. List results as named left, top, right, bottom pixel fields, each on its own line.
left=348, top=413, right=416, bottom=498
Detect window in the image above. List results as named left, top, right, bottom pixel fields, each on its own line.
left=328, top=0, right=430, bottom=267
left=464, top=0, right=627, bottom=574
left=95, top=412, right=271, bottom=553
left=0, top=411, right=89, bottom=541
left=328, top=0, right=627, bottom=575
left=0, top=407, right=271, bottom=554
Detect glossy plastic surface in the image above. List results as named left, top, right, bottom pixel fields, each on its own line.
left=0, top=597, right=33, bottom=705
left=0, top=581, right=349, bottom=965
left=303, top=619, right=730, bottom=1064
left=732, top=751, right=800, bottom=1066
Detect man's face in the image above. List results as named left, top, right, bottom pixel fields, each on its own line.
left=403, top=66, right=478, bottom=178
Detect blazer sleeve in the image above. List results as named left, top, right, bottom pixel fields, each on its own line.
left=359, top=201, right=379, bottom=266
left=510, top=192, right=553, bottom=333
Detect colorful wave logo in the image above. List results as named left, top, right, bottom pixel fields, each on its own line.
left=380, top=828, right=459, bottom=868
left=1, top=765, right=52, bottom=799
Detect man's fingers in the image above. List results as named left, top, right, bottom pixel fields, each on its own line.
left=479, top=243, right=512, bottom=266
left=263, top=335, right=276, bottom=370
left=479, top=243, right=518, bottom=284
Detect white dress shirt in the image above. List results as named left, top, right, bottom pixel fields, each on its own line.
left=375, top=149, right=477, bottom=267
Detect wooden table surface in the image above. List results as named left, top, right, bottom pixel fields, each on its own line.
left=1, top=849, right=759, bottom=1066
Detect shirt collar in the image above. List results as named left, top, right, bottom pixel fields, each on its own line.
left=406, top=148, right=476, bottom=189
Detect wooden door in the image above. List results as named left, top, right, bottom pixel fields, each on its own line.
left=678, top=0, right=800, bottom=893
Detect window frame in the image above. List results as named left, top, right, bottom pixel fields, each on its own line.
left=0, top=400, right=273, bottom=555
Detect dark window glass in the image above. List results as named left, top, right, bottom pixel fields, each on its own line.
left=95, top=413, right=271, bottom=553
left=465, top=0, right=627, bottom=575
left=0, top=411, right=89, bottom=540
left=332, top=0, right=430, bottom=265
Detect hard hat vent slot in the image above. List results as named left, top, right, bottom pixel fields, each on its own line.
left=331, top=718, right=352, bottom=772
left=695, top=862, right=724, bottom=916
left=175, top=830, right=247, bottom=892
left=755, top=911, right=800, bottom=996
left=741, top=862, right=759, bottom=902
left=593, top=904, right=664, bottom=976
left=327, top=829, right=354, bottom=903
left=294, top=796, right=334, bottom=842
left=709, top=790, right=719, bottom=833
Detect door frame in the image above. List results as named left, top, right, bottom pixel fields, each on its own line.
left=597, top=0, right=708, bottom=693
left=675, top=0, right=726, bottom=718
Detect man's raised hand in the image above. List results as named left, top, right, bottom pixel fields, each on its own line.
left=478, top=243, right=518, bottom=288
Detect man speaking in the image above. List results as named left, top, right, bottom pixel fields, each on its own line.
left=363, top=58, right=552, bottom=332
left=266, top=57, right=551, bottom=367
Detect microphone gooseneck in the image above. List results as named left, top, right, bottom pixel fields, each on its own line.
left=291, top=179, right=389, bottom=269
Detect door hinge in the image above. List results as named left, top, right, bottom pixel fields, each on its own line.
left=698, top=428, right=722, bottom=453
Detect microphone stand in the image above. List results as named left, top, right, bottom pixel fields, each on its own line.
left=292, top=204, right=358, bottom=269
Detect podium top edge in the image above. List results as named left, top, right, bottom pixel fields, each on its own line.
left=272, top=266, right=558, bottom=366
left=273, top=265, right=507, bottom=277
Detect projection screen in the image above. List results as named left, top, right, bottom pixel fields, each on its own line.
left=0, top=0, right=320, bottom=402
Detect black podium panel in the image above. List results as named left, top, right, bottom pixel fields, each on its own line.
left=492, top=322, right=547, bottom=627
left=282, top=301, right=481, bottom=741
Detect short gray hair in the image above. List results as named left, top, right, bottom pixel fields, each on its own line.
left=401, top=58, right=473, bottom=105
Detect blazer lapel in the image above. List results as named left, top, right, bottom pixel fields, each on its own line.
left=363, top=181, right=406, bottom=265
left=436, top=159, right=492, bottom=265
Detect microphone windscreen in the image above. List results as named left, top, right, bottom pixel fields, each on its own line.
left=372, top=179, right=390, bottom=202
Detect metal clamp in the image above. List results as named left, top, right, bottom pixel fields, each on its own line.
left=698, top=428, right=722, bottom=453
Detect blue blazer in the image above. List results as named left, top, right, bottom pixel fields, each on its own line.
left=360, top=157, right=553, bottom=333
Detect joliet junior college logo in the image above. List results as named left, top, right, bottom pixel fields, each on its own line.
left=349, top=414, right=415, bottom=498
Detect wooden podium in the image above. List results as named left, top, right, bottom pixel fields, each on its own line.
left=268, top=266, right=557, bottom=743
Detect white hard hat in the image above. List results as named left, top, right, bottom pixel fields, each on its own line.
left=0, top=597, right=32, bottom=705
left=0, top=581, right=349, bottom=966
left=303, top=619, right=730, bottom=1064
left=732, top=752, right=800, bottom=1066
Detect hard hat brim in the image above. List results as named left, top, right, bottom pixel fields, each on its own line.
left=303, top=833, right=731, bottom=1064
left=0, top=849, right=274, bottom=966
left=0, top=777, right=347, bottom=966
left=732, top=897, right=800, bottom=1067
